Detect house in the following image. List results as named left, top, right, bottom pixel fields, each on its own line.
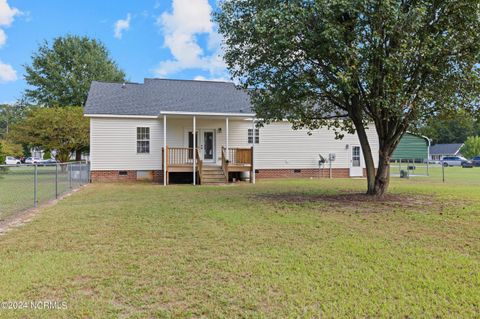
left=429, top=143, right=464, bottom=161
left=84, top=79, right=379, bottom=184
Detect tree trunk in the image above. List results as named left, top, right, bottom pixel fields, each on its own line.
left=372, top=149, right=391, bottom=196
left=75, top=149, right=82, bottom=161
left=353, top=122, right=377, bottom=195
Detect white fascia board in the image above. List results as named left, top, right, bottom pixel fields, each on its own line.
left=84, top=114, right=159, bottom=119
left=159, top=111, right=255, bottom=117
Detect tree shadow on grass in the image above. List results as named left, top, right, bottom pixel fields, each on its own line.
left=253, top=192, right=447, bottom=214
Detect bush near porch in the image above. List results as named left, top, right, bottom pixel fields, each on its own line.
left=0, top=170, right=479, bottom=318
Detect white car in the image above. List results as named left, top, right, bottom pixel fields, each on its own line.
left=441, top=156, right=469, bottom=167
left=25, top=157, right=42, bottom=164
left=4, top=156, right=21, bottom=165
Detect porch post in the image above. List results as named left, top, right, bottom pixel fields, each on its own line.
left=252, top=117, right=256, bottom=184
left=193, top=115, right=196, bottom=185
left=163, top=115, right=167, bottom=186
left=225, top=117, right=229, bottom=160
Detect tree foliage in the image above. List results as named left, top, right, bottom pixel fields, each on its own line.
left=0, top=104, right=27, bottom=139
left=8, top=107, right=89, bottom=162
left=24, top=35, right=125, bottom=107
left=0, top=139, right=23, bottom=157
left=417, top=111, right=480, bottom=144
left=215, top=0, right=480, bottom=195
left=460, top=136, right=480, bottom=159
left=0, top=142, right=4, bottom=164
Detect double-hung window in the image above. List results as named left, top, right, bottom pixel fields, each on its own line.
left=137, top=127, right=150, bottom=154
left=248, top=128, right=259, bottom=144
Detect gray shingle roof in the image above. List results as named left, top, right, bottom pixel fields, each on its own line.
left=84, top=78, right=253, bottom=116
left=429, top=143, right=463, bottom=155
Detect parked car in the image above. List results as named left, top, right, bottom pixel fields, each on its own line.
left=4, top=156, right=21, bottom=165
left=462, top=161, right=474, bottom=168
left=25, top=157, right=42, bottom=164
left=471, top=156, right=480, bottom=167
left=41, top=158, right=58, bottom=164
left=441, top=156, right=470, bottom=167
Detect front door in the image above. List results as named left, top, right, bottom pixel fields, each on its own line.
left=349, top=145, right=363, bottom=177
left=188, top=131, right=199, bottom=160
left=202, top=130, right=215, bottom=162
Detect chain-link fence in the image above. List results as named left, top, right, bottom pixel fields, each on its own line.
left=0, top=162, right=90, bottom=220
left=390, top=159, right=431, bottom=177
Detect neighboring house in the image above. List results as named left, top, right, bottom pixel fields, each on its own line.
left=84, top=79, right=379, bottom=184
left=391, top=132, right=430, bottom=163
left=429, top=143, right=464, bottom=161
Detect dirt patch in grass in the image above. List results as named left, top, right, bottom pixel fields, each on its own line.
left=254, top=192, right=447, bottom=213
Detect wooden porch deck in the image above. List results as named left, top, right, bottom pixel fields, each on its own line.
left=162, top=146, right=253, bottom=185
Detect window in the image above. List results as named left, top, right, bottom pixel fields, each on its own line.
left=248, top=128, right=259, bottom=144
left=137, top=127, right=150, bottom=154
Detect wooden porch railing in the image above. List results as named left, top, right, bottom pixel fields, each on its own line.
left=196, top=148, right=203, bottom=184
left=222, top=147, right=254, bottom=183
left=162, top=146, right=202, bottom=185
left=168, top=147, right=196, bottom=165
left=221, top=147, right=229, bottom=182
left=227, top=147, right=253, bottom=165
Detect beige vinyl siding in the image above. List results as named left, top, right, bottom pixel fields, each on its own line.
left=90, top=118, right=163, bottom=171
left=228, top=121, right=378, bottom=169
left=90, top=117, right=379, bottom=171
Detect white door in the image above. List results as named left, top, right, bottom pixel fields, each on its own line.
left=349, top=145, right=363, bottom=177
left=202, top=130, right=215, bottom=163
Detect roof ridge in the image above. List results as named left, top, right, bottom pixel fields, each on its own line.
left=144, top=78, right=233, bottom=84
left=93, top=80, right=142, bottom=85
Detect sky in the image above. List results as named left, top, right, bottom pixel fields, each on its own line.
left=0, top=0, right=229, bottom=103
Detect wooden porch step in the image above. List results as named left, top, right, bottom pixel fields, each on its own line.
left=200, top=165, right=226, bottom=185
left=202, top=165, right=223, bottom=171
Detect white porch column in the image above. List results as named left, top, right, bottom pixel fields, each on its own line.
left=163, top=115, right=167, bottom=186
left=193, top=115, right=196, bottom=185
left=252, top=117, right=256, bottom=184
left=225, top=117, right=229, bottom=160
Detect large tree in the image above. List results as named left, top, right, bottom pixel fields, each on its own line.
left=215, top=0, right=480, bottom=196
left=417, top=110, right=480, bottom=144
left=8, top=107, right=89, bottom=162
left=460, top=136, right=480, bottom=159
left=24, top=35, right=125, bottom=106
left=0, top=104, right=27, bottom=139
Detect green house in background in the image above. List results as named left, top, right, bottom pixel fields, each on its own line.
left=392, top=132, right=430, bottom=163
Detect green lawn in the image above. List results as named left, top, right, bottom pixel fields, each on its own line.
left=0, top=168, right=479, bottom=318
left=0, top=166, right=79, bottom=220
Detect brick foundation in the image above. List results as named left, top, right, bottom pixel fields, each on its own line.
left=91, top=170, right=164, bottom=183
left=255, top=168, right=353, bottom=179
left=91, top=168, right=359, bottom=183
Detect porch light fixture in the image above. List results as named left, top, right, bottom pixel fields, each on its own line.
left=345, top=144, right=349, bottom=150
left=218, top=128, right=222, bottom=133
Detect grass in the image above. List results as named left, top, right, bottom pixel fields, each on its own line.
left=0, top=165, right=81, bottom=220
left=0, top=167, right=479, bottom=318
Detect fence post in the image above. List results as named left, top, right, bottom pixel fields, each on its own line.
left=69, top=163, right=72, bottom=189
left=55, top=163, right=58, bottom=199
left=34, top=164, right=38, bottom=208
left=442, top=163, right=445, bottom=183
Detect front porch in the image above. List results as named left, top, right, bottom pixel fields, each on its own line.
left=160, top=113, right=256, bottom=185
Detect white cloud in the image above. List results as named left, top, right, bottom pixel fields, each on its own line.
left=0, top=1, right=20, bottom=82
left=0, top=0, right=20, bottom=26
left=0, top=28, right=5, bottom=47
left=0, top=60, right=17, bottom=83
left=0, top=0, right=21, bottom=48
left=114, top=13, right=131, bottom=39
left=193, top=75, right=229, bottom=82
left=153, top=0, right=227, bottom=79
